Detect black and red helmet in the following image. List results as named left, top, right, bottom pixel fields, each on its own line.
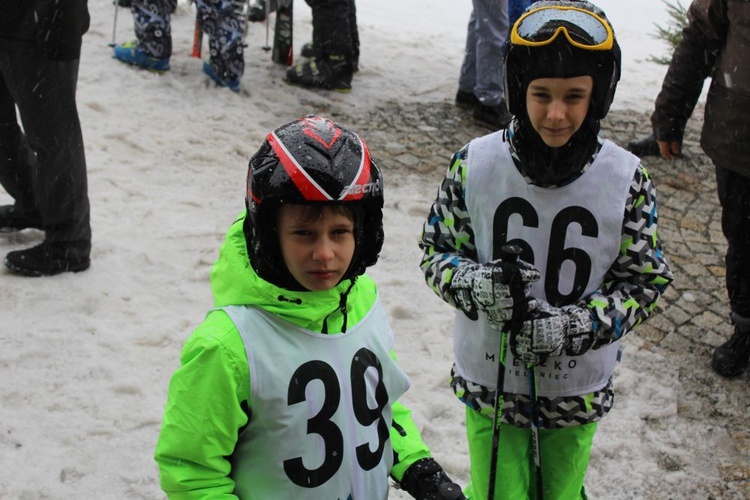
left=244, top=115, right=384, bottom=290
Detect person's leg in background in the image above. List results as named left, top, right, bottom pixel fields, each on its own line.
left=0, top=70, right=41, bottom=230
left=198, top=0, right=246, bottom=91
left=286, top=0, right=355, bottom=92
left=712, top=164, right=750, bottom=377
left=456, top=8, right=480, bottom=109
left=456, top=0, right=511, bottom=130
left=471, top=0, right=511, bottom=130
left=1, top=38, right=91, bottom=275
left=112, top=0, right=176, bottom=72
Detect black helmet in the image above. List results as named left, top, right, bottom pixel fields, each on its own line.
left=244, top=115, right=384, bottom=290
left=504, top=0, right=621, bottom=120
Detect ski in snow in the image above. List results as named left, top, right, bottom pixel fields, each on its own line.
left=272, top=0, right=293, bottom=65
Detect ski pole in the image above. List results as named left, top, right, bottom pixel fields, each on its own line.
left=262, top=0, right=271, bottom=51
left=242, top=0, right=251, bottom=46
left=109, top=0, right=119, bottom=47
left=487, top=243, right=523, bottom=500
left=529, top=362, right=544, bottom=500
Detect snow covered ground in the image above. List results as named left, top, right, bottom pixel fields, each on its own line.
left=2, top=1, right=740, bottom=499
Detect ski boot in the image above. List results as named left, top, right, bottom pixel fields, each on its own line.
left=202, top=62, right=240, bottom=93
left=299, top=42, right=359, bottom=72
left=247, top=0, right=266, bottom=22
left=300, top=42, right=314, bottom=58
left=712, top=312, right=750, bottom=377
left=285, top=55, right=353, bottom=92
left=113, top=41, right=170, bottom=73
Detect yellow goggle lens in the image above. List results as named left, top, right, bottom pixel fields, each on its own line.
left=511, top=6, right=614, bottom=51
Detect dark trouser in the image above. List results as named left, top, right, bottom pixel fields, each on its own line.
left=458, top=0, right=508, bottom=106
left=307, top=0, right=358, bottom=61
left=715, top=165, right=750, bottom=318
left=0, top=38, right=91, bottom=255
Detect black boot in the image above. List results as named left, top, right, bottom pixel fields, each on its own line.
left=285, top=55, right=353, bottom=92
left=0, top=205, right=43, bottom=233
left=473, top=100, right=512, bottom=130
left=300, top=41, right=359, bottom=72
left=626, top=133, right=661, bottom=157
left=247, top=0, right=266, bottom=22
left=300, top=42, right=314, bottom=58
left=5, top=240, right=90, bottom=277
left=712, top=313, right=750, bottom=377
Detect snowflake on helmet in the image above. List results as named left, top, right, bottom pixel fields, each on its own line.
left=244, top=115, right=384, bottom=291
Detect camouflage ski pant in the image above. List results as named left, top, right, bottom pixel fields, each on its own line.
left=130, top=0, right=245, bottom=81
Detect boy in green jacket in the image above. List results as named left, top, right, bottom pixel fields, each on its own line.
left=154, top=115, right=464, bottom=499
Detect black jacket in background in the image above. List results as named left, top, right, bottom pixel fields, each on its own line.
left=651, top=0, right=750, bottom=176
left=0, top=0, right=90, bottom=60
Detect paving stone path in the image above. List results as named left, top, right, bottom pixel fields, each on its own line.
left=326, top=100, right=749, bottom=497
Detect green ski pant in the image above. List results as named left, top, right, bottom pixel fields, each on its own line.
left=463, top=407, right=597, bottom=500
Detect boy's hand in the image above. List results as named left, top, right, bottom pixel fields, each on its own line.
left=511, top=300, right=595, bottom=365
left=400, top=458, right=466, bottom=500
left=451, top=260, right=540, bottom=329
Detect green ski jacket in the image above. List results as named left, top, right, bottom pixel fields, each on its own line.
left=154, top=215, right=432, bottom=498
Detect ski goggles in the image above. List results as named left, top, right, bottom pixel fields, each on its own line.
left=511, top=5, right=614, bottom=51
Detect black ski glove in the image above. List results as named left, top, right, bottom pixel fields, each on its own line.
left=399, top=458, right=466, bottom=500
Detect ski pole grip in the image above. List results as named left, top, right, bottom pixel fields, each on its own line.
left=499, top=243, right=525, bottom=337
left=499, top=243, right=522, bottom=264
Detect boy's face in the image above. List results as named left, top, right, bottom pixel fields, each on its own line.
left=277, top=204, right=356, bottom=291
left=525, top=75, right=594, bottom=148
